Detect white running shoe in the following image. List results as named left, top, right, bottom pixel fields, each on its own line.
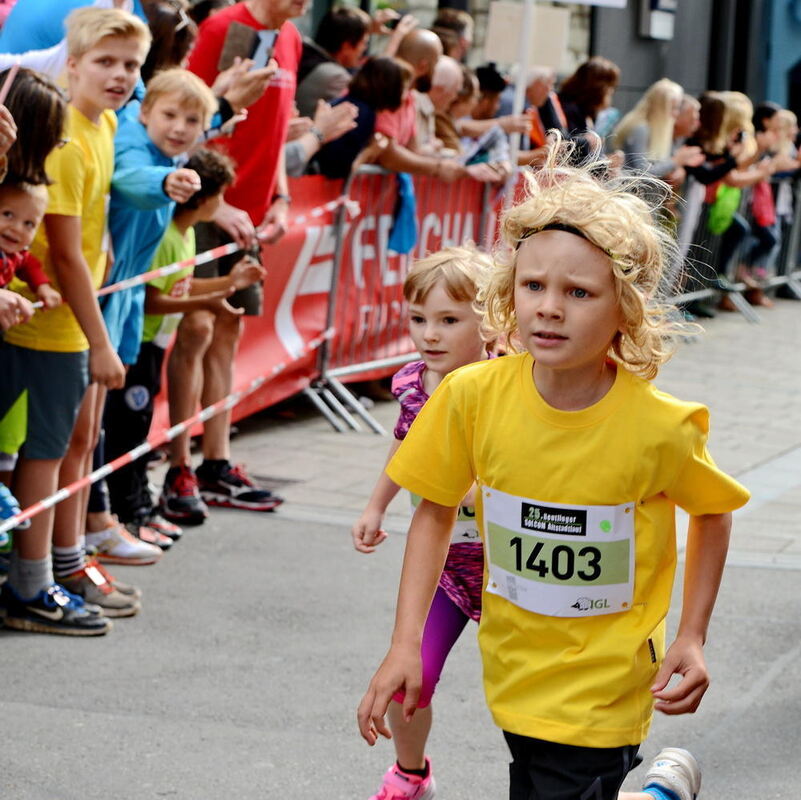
left=643, top=747, right=701, bottom=800
left=85, top=522, right=162, bottom=566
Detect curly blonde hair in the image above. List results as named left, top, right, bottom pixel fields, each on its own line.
left=482, top=137, right=690, bottom=379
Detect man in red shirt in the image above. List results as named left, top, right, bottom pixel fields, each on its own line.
left=160, top=0, right=306, bottom=523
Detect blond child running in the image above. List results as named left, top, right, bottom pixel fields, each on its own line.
left=358, top=140, right=750, bottom=800
left=352, top=246, right=492, bottom=799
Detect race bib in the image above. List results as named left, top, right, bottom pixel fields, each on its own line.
left=483, top=486, right=634, bottom=617
left=410, top=492, right=481, bottom=544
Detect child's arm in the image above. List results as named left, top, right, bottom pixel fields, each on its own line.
left=188, top=256, right=264, bottom=295
left=352, top=439, right=403, bottom=553
left=357, top=498, right=457, bottom=743
left=651, top=511, right=731, bottom=715
left=145, top=283, right=241, bottom=317
left=45, top=215, right=124, bottom=388
left=16, top=253, right=62, bottom=309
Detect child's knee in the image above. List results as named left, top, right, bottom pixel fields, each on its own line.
left=177, top=312, right=214, bottom=353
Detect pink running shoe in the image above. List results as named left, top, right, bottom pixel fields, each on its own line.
left=369, top=759, right=436, bottom=800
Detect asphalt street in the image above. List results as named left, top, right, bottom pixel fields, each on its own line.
left=1, top=299, right=800, bottom=799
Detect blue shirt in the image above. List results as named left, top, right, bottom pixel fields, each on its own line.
left=0, top=0, right=146, bottom=52
left=101, top=102, right=178, bottom=365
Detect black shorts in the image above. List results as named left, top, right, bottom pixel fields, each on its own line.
left=193, top=221, right=263, bottom=315
left=503, top=731, right=639, bottom=800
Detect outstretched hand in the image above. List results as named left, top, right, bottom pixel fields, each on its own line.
left=651, top=636, right=709, bottom=715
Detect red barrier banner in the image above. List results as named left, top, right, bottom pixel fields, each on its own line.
left=327, top=172, right=491, bottom=378
left=152, top=172, right=493, bottom=429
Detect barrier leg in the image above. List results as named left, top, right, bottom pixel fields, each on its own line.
left=721, top=290, right=761, bottom=323
left=318, top=384, right=363, bottom=432
left=303, top=386, right=348, bottom=433
left=783, top=276, right=801, bottom=299
left=326, top=376, right=388, bottom=436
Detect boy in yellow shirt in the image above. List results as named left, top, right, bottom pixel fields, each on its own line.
left=358, top=142, right=750, bottom=799
left=0, top=8, right=151, bottom=634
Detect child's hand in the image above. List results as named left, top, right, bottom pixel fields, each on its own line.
left=90, top=344, right=125, bottom=390
left=651, top=635, right=709, bottom=715
left=164, top=168, right=201, bottom=203
left=0, top=288, right=33, bottom=330
left=357, top=644, right=423, bottom=744
left=204, top=287, right=244, bottom=318
left=229, top=255, right=264, bottom=289
left=351, top=508, right=389, bottom=553
left=0, top=105, right=17, bottom=157
left=35, top=284, right=62, bottom=310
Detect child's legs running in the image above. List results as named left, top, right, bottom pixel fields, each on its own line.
left=167, top=310, right=214, bottom=466
left=389, top=586, right=471, bottom=769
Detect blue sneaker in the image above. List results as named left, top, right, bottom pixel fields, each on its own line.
left=0, top=483, right=30, bottom=546
left=0, top=582, right=111, bottom=636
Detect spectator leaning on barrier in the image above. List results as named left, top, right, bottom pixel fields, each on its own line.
left=431, top=55, right=466, bottom=155
left=314, top=55, right=411, bottom=180
left=171, top=0, right=302, bottom=522
left=558, top=56, right=620, bottom=136
left=612, top=79, right=705, bottom=179
left=284, top=98, right=358, bottom=177
left=295, top=5, right=370, bottom=118
left=374, top=31, right=500, bottom=183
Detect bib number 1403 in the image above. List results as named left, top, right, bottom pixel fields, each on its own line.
left=509, top=537, right=601, bottom=582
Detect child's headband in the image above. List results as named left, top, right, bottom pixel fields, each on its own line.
left=516, top=222, right=617, bottom=263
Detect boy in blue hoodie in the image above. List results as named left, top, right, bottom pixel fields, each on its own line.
left=82, top=68, right=217, bottom=571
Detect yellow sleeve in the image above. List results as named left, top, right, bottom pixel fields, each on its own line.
left=43, top=140, right=87, bottom=218
left=665, top=406, right=750, bottom=514
left=386, top=373, right=476, bottom=507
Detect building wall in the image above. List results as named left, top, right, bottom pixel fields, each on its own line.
left=591, top=0, right=715, bottom=115
left=766, top=0, right=801, bottom=110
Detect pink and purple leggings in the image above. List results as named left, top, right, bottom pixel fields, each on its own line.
left=392, top=586, right=473, bottom=709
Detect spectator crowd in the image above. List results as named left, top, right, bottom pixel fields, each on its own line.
left=0, top=0, right=798, bottom=636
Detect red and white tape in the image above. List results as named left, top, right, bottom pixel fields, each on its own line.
left=30, top=195, right=359, bottom=309
left=0, top=329, right=333, bottom=536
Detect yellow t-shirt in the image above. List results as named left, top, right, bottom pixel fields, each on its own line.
left=386, top=352, right=750, bottom=748
left=5, top=107, right=116, bottom=353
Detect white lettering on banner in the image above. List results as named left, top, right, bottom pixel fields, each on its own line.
left=297, top=223, right=339, bottom=296
left=275, top=223, right=341, bottom=358
left=418, top=212, right=476, bottom=255
left=352, top=214, right=404, bottom=289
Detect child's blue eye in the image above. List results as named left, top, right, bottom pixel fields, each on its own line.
left=571, top=287, right=589, bottom=298
left=526, top=281, right=541, bottom=291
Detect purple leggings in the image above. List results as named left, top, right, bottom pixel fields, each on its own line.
left=392, top=586, right=472, bottom=709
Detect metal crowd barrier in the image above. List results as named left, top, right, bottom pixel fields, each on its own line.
left=305, top=166, right=801, bottom=434
left=673, top=175, right=801, bottom=321
left=308, top=166, right=493, bottom=434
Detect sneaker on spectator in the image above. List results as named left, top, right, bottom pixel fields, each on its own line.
left=161, top=465, right=208, bottom=525
left=643, top=747, right=701, bottom=800
left=0, top=482, right=29, bottom=538
left=0, top=582, right=111, bottom=636
left=143, top=510, right=182, bottom=541
left=124, top=520, right=174, bottom=551
left=196, top=460, right=284, bottom=512
left=86, top=521, right=163, bottom=566
left=88, top=559, right=142, bottom=600
left=369, top=759, right=436, bottom=800
left=59, top=562, right=140, bottom=618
